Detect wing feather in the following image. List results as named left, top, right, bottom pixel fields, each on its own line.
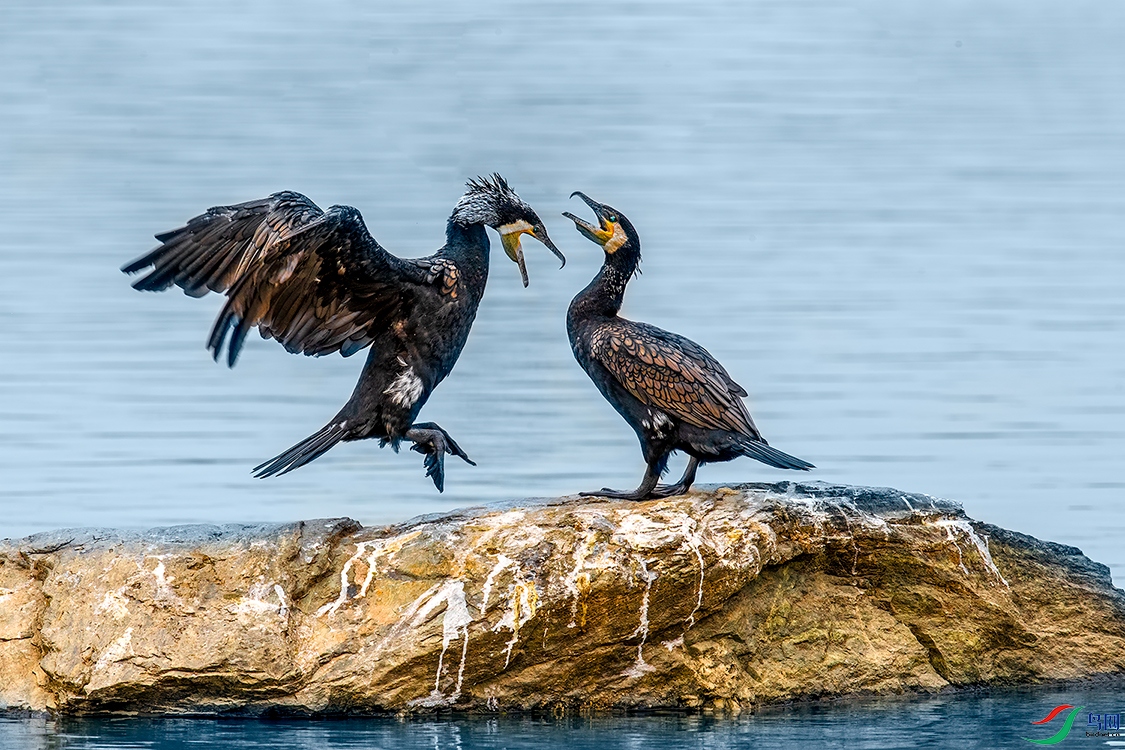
left=123, top=192, right=442, bottom=366
left=590, top=320, right=760, bottom=438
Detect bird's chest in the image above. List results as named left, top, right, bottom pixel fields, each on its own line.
left=396, top=293, right=478, bottom=380
left=571, top=326, right=677, bottom=444
left=586, top=358, right=676, bottom=444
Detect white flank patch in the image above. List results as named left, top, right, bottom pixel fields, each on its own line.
left=639, top=410, right=675, bottom=435
left=384, top=367, right=424, bottom=409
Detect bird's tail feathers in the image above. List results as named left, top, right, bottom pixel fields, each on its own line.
left=736, top=437, right=815, bottom=471
left=253, top=421, right=348, bottom=478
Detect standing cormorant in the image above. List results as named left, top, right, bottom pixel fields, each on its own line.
left=562, top=192, right=813, bottom=500
left=122, top=175, right=564, bottom=491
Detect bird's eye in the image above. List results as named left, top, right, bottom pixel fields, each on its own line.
left=608, top=214, right=617, bottom=223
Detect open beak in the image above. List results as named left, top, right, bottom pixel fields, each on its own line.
left=562, top=191, right=614, bottom=246
left=500, top=223, right=566, bottom=288
left=500, top=231, right=529, bottom=286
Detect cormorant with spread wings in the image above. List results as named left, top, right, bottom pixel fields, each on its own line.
left=122, top=175, right=564, bottom=491
left=562, top=191, right=812, bottom=500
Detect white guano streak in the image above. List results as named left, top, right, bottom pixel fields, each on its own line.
left=565, top=526, right=599, bottom=628
left=317, top=531, right=422, bottom=617
left=492, top=574, right=538, bottom=669
left=146, top=556, right=182, bottom=605
left=679, top=517, right=705, bottom=628
left=930, top=518, right=1009, bottom=587
left=412, top=580, right=473, bottom=704
left=94, top=627, right=134, bottom=671
left=622, top=556, right=657, bottom=678
left=481, top=555, right=516, bottom=615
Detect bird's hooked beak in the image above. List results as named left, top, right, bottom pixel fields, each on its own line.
left=498, top=220, right=566, bottom=288
left=562, top=192, right=625, bottom=253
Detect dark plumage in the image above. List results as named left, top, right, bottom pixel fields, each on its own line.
left=123, top=175, right=564, bottom=491
left=563, top=192, right=813, bottom=500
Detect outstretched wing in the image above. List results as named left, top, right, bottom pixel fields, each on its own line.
left=122, top=191, right=324, bottom=298
left=589, top=320, right=761, bottom=437
left=123, top=192, right=436, bottom=366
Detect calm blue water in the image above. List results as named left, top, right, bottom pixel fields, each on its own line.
left=1, top=0, right=1123, bottom=744
left=2, top=685, right=1124, bottom=750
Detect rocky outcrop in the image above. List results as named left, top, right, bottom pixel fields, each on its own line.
left=1, top=482, right=1122, bottom=715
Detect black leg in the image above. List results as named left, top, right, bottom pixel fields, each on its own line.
left=650, top=456, right=701, bottom=499
left=405, top=422, right=476, bottom=492
left=580, top=463, right=662, bottom=501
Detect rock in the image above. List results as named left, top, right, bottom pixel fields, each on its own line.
left=0, top=482, right=1122, bottom=715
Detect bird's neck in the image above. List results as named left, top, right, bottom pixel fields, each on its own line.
left=442, top=220, right=491, bottom=290
left=568, top=257, right=635, bottom=323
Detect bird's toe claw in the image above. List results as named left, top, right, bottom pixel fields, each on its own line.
left=441, top=432, right=475, bottom=466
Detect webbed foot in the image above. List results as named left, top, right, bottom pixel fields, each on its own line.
left=578, top=465, right=663, bottom=502
left=578, top=487, right=654, bottom=502
left=648, top=458, right=699, bottom=499
left=648, top=482, right=691, bottom=499
left=405, top=422, right=476, bottom=492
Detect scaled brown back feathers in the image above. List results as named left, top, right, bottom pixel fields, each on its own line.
left=590, top=319, right=761, bottom=438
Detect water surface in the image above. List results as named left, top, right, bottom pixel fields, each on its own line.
left=4, top=685, right=1125, bottom=750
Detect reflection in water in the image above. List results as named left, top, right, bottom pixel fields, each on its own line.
left=5, top=685, right=1124, bottom=749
